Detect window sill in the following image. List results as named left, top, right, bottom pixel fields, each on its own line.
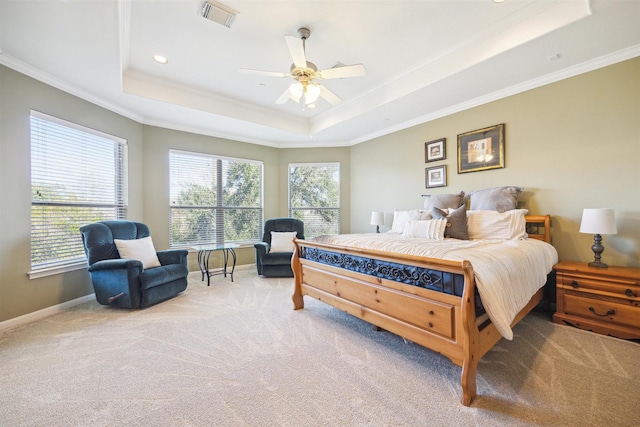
left=28, top=261, right=87, bottom=280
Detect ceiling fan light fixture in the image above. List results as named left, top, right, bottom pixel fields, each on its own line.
left=289, top=82, right=304, bottom=100
left=305, top=83, right=321, bottom=105
left=240, top=27, right=364, bottom=108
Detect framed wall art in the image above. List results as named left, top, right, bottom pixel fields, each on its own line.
left=425, top=138, right=446, bottom=162
left=457, top=123, right=505, bottom=173
left=425, top=165, right=447, bottom=188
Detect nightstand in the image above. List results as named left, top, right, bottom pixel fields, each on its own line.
left=553, top=261, right=640, bottom=339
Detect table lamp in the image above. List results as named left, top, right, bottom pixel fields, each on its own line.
left=370, top=211, right=384, bottom=233
left=579, top=208, right=617, bottom=268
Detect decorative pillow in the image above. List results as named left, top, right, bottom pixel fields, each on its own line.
left=431, top=205, right=469, bottom=240
left=422, top=191, right=465, bottom=211
left=401, top=219, right=447, bottom=240
left=467, top=209, right=529, bottom=240
left=114, top=236, right=161, bottom=269
left=390, top=209, right=430, bottom=233
left=270, top=231, right=298, bottom=252
left=468, top=186, right=523, bottom=212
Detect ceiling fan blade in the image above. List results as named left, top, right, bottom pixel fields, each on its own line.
left=318, top=64, right=366, bottom=80
left=275, top=89, right=291, bottom=104
left=284, top=35, right=307, bottom=69
left=239, top=68, right=289, bottom=78
left=319, top=86, right=342, bottom=106
left=275, top=88, right=301, bottom=105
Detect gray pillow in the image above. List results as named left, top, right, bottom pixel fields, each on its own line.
left=431, top=205, right=469, bottom=240
left=423, top=191, right=465, bottom=211
left=468, top=186, right=523, bottom=213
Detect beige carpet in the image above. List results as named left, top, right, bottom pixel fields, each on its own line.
left=1, top=268, right=639, bottom=427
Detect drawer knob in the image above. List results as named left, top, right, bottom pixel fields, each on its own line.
left=571, top=280, right=579, bottom=288
left=588, top=306, right=615, bottom=317
left=625, top=289, right=638, bottom=298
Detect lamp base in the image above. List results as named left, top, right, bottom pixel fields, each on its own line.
left=589, top=233, right=607, bottom=269
left=588, top=261, right=608, bottom=269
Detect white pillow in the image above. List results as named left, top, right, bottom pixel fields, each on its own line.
left=270, top=231, right=297, bottom=252
left=390, top=209, right=431, bottom=233
left=401, top=219, right=447, bottom=240
left=114, top=236, right=161, bottom=269
left=467, top=209, right=528, bottom=240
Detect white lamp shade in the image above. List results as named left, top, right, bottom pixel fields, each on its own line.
left=370, top=211, right=384, bottom=226
left=305, top=83, right=321, bottom=105
left=289, top=82, right=303, bottom=101
left=579, top=208, right=617, bottom=235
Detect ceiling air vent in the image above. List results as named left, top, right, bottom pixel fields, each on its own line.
left=200, top=1, right=238, bottom=28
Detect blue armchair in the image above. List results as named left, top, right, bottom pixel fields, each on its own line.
left=254, top=218, right=304, bottom=277
left=80, top=220, right=189, bottom=308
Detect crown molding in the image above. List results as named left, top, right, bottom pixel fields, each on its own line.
left=348, top=45, right=640, bottom=146
left=0, top=54, right=145, bottom=123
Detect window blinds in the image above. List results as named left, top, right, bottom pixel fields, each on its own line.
left=288, top=163, right=340, bottom=238
left=30, top=111, right=127, bottom=269
left=169, top=150, right=263, bottom=247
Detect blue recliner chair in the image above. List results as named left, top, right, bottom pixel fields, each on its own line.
left=254, top=218, right=304, bottom=277
left=80, top=220, right=189, bottom=308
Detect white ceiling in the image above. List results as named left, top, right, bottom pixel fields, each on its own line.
left=1, top=0, right=639, bottom=148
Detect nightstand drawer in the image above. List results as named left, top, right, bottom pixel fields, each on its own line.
left=559, top=274, right=640, bottom=300
left=563, top=293, right=640, bottom=328
left=554, top=262, right=640, bottom=339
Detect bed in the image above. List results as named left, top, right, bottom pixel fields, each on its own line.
left=291, top=203, right=557, bottom=406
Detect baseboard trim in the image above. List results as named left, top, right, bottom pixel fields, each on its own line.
left=0, top=293, right=96, bottom=334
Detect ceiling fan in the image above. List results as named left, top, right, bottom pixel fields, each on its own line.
left=240, top=27, right=366, bottom=108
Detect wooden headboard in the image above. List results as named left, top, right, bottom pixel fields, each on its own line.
left=525, top=215, right=551, bottom=243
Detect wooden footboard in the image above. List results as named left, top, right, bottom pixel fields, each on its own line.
left=291, top=215, right=550, bottom=406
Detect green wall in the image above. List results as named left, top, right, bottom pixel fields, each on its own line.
left=0, top=65, right=144, bottom=322
left=351, top=58, right=640, bottom=267
left=0, top=64, right=351, bottom=321
left=1, top=57, right=638, bottom=323
left=140, top=126, right=351, bottom=272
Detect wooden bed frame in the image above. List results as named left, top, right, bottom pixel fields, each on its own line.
left=291, top=215, right=551, bottom=406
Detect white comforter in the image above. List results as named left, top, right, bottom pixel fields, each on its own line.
left=312, top=233, right=558, bottom=340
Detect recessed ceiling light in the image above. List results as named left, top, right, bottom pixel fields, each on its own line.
left=152, top=55, right=169, bottom=65
left=493, top=0, right=506, bottom=3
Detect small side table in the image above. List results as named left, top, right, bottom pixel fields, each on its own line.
left=192, top=243, right=239, bottom=286
left=553, top=261, right=640, bottom=339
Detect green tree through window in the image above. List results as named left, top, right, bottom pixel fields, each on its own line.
left=289, top=163, right=340, bottom=238
left=170, top=150, right=262, bottom=246
left=30, top=111, right=127, bottom=270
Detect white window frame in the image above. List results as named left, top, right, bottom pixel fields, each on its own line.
left=169, top=149, right=263, bottom=248
left=288, top=162, right=341, bottom=239
left=29, top=110, right=128, bottom=279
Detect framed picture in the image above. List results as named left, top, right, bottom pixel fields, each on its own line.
left=425, top=165, right=447, bottom=188
left=425, top=138, right=446, bottom=162
left=457, top=123, right=505, bottom=173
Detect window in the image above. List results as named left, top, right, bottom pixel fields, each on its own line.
left=169, top=150, right=263, bottom=247
left=289, top=163, right=340, bottom=238
left=30, top=111, right=128, bottom=274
